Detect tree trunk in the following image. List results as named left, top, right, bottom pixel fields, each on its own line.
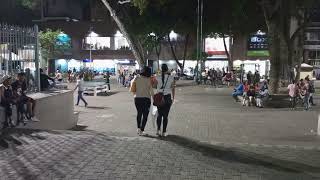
left=268, top=23, right=282, bottom=94
left=167, top=34, right=183, bottom=70
left=222, top=33, right=232, bottom=70
left=155, top=41, right=161, bottom=71
left=100, top=0, right=146, bottom=66
left=295, top=33, right=305, bottom=82
left=182, top=34, right=190, bottom=75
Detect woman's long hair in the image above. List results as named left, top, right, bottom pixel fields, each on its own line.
left=140, top=66, right=151, bottom=77
left=161, top=64, right=169, bottom=87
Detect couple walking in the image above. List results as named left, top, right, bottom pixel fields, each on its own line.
left=130, top=64, right=175, bottom=137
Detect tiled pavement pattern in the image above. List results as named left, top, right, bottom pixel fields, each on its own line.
left=75, top=81, right=320, bottom=147
left=0, top=129, right=320, bottom=180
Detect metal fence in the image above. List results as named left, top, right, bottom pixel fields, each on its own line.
left=0, top=23, right=40, bottom=91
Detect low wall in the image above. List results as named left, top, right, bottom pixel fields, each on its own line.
left=0, top=90, right=78, bottom=130
left=25, top=90, right=77, bottom=130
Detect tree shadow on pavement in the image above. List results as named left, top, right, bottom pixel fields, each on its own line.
left=0, top=128, right=55, bottom=149
left=164, top=135, right=320, bottom=175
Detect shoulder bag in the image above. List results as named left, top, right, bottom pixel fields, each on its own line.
left=153, top=75, right=169, bottom=107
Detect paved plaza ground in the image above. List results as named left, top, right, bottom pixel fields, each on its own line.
left=0, top=80, right=320, bottom=180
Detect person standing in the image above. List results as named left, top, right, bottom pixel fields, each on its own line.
left=154, top=64, right=175, bottom=137
left=303, top=78, right=311, bottom=111
left=308, top=80, right=316, bottom=106
left=130, top=66, right=154, bottom=136
left=288, top=80, right=298, bottom=110
left=40, top=69, right=55, bottom=91
left=247, top=71, right=252, bottom=85
left=105, top=71, right=111, bottom=92
left=74, top=75, right=88, bottom=107
left=0, top=76, right=14, bottom=128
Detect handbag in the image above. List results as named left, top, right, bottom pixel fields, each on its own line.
left=153, top=75, right=169, bottom=107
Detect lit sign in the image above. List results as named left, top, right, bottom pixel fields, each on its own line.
left=83, top=59, right=93, bottom=63
left=248, top=33, right=268, bottom=50
left=247, top=31, right=269, bottom=57
left=56, top=33, right=71, bottom=49
left=205, top=37, right=229, bottom=56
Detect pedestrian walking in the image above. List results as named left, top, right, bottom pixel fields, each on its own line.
left=74, top=75, right=88, bottom=107
left=130, top=66, right=153, bottom=135
left=154, top=64, right=175, bottom=137
left=130, top=66, right=154, bottom=136
left=105, top=71, right=111, bottom=92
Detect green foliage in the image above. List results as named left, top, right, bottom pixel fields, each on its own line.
left=39, top=29, right=62, bottom=60
left=17, top=0, right=41, bottom=10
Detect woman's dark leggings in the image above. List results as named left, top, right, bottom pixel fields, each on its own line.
left=134, top=98, right=151, bottom=131
left=157, top=95, right=172, bottom=133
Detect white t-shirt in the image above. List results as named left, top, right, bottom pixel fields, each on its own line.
left=156, top=74, right=174, bottom=95
left=76, top=79, right=84, bottom=91
left=287, top=84, right=296, bottom=97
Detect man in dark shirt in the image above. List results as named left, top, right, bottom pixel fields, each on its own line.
left=40, top=69, right=55, bottom=91
left=11, top=72, right=36, bottom=121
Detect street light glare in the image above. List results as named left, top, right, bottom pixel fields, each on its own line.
left=169, top=30, right=178, bottom=40
left=88, top=31, right=99, bottom=37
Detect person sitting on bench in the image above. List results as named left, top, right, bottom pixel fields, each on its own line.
left=0, top=75, right=14, bottom=127
left=11, top=73, right=37, bottom=122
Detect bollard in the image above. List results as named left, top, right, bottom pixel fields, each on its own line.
left=318, top=114, right=320, bottom=136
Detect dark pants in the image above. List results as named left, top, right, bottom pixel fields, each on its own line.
left=77, top=91, right=88, bottom=105
left=134, top=98, right=151, bottom=131
left=107, top=83, right=111, bottom=90
left=289, top=96, right=296, bottom=109
left=157, top=95, right=172, bottom=133
left=1, top=103, right=12, bottom=127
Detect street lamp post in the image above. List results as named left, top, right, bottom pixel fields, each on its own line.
left=195, top=0, right=203, bottom=84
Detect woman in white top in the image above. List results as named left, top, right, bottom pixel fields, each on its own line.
left=55, top=70, right=63, bottom=82
left=155, top=64, right=175, bottom=137
left=130, top=66, right=154, bottom=135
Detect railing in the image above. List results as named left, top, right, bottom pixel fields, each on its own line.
left=0, top=23, right=40, bottom=91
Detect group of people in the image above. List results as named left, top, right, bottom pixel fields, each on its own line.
left=0, top=73, right=37, bottom=128
left=119, top=72, right=136, bottom=88
left=201, top=68, right=234, bottom=87
left=288, top=77, right=315, bottom=111
left=129, top=64, right=175, bottom=137
left=232, top=80, right=269, bottom=108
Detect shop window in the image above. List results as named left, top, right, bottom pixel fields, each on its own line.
left=309, top=50, right=320, bottom=60
left=306, top=32, right=320, bottom=41
left=115, top=37, right=130, bottom=50
left=83, top=37, right=111, bottom=50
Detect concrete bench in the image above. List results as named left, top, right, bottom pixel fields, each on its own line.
left=84, top=85, right=109, bottom=96
left=22, top=90, right=79, bottom=130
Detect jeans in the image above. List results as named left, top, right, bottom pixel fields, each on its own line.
left=304, top=93, right=311, bottom=110
left=77, top=91, right=87, bottom=105
left=134, top=98, right=151, bottom=131
left=289, top=96, right=296, bottom=109
left=157, top=95, right=172, bottom=133
left=309, top=93, right=314, bottom=105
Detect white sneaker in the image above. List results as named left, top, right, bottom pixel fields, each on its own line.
left=162, top=132, right=168, bottom=137
left=140, top=131, right=147, bottom=136
left=31, top=117, right=40, bottom=122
